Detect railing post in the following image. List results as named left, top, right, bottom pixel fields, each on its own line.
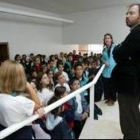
left=89, top=85, right=95, bottom=120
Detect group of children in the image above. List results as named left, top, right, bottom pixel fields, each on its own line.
left=30, top=62, right=90, bottom=139
left=0, top=50, right=103, bottom=139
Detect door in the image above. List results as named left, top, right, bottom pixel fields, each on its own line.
left=0, top=42, right=9, bottom=65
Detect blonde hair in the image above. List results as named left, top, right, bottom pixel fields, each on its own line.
left=0, top=60, right=27, bottom=93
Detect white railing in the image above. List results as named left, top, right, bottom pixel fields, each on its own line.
left=0, top=64, right=105, bottom=139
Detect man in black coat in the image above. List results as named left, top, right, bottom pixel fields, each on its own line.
left=112, top=4, right=140, bottom=139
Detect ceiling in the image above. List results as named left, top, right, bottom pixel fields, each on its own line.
left=0, top=0, right=139, bottom=15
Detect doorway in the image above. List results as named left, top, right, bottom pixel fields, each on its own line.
left=0, top=42, right=9, bottom=65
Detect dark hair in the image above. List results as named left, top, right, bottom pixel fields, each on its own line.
left=48, top=96, right=61, bottom=117
left=129, top=4, right=140, bottom=14
left=69, top=77, right=79, bottom=87
left=14, top=54, right=20, bottom=61
left=103, top=33, right=114, bottom=58
left=56, top=60, right=63, bottom=68
left=103, top=33, right=114, bottom=45
left=74, top=62, right=83, bottom=70
left=54, top=71, right=62, bottom=81
left=30, top=53, right=34, bottom=56
left=54, top=86, right=66, bottom=97
left=37, top=72, right=53, bottom=91
left=49, top=55, right=55, bottom=61
left=83, top=60, right=89, bottom=65
left=47, top=69, right=54, bottom=75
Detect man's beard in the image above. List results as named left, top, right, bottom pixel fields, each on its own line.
left=126, top=17, right=140, bottom=28
left=126, top=22, right=133, bottom=28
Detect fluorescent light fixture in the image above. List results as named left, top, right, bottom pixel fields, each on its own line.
left=0, top=7, right=74, bottom=23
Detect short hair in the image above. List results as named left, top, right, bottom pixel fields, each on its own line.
left=74, top=62, right=83, bottom=70
left=0, top=60, right=27, bottom=93
left=54, top=71, right=62, bottom=81
left=129, top=3, right=140, bottom=14
left=30, top=53, right=34, bottom=56
left=56, top=60, right=63, bottom=68
left=69, top=77, right=79, bottom=86
left=54, top=86, right=66, bottom=97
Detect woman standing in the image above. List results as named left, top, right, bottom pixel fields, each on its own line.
left=102, top=33, right=116, bottom=106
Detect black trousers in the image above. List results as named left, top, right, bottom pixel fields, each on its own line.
left=102, top=77, right=116, bottom=101
left=0, top=124, right=32, bottom=139
left=118, top=93, right=140, bottom=139
left=73, top=120, right=86, bottom=139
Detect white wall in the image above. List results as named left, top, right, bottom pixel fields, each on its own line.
left=63, top=6, right=130, bottom=45
left=0, top=2, right=78, bottom=59
left=0, top=3, right=129, bottom=59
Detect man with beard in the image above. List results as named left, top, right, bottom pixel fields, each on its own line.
left=112, top=4, right=140, bottom=139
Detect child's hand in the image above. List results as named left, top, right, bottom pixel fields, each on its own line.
left=61, top=105, right=65, bottom=112
left=81, top=112, right=88, bottom=120
left=35, top=107, right=45, bottom=118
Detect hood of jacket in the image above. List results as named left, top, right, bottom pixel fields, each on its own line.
left=46, top=113, right=62, bottom=130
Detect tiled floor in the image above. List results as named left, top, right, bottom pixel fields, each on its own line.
left=79, top=101, right=123, bottom=139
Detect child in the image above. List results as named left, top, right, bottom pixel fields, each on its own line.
left=74, top=62, right=89, bottom=103
left=37, top=73, right=54, bottom=106
left=64, top=54, right=74, bottom=79
left=32, top=124, right=51, bottom=139
left=46, top=96, right=74, bottom=139
left=88, top=59, right=103, bottom=102
left=29, top=77, right=50, bottom=139
left=47, top=69, right=55, bottom=88
left=56, top=62, right=69, bottom=82
left=69, top=77, right=89, bottom=139
left=33, top=56, right=43, bottom=73
left=54, top=86, right=75, bottom=131
left=55, top=71, right=71, bottom=93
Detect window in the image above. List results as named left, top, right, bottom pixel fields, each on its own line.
left=88, top=44, right=103, bottom=55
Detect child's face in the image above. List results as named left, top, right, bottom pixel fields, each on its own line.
left=83, top=64, right=88, bottom=70
left=35, top=58, right=41, bottom=64
left=46, top=63, right=50, bottom=69
left=75, top=66, right=83, bottom=77
left=57, top=74, right=65, bottom=84
left=32, top=71, right=37, bottom=78
left=48, top=71, right=54, bottom=78
left=68, top=56, right=73, bottom=61
left=92, top=62, right=97, bottom=68
left=71, top=80, right=80, bottom=90
left=40, top=74, right=49, bottom=86
left=50, top=61, right=54, bottom=67
left=43, top=66, right=47, bottom=73
left=58, top=65, right=64, bottom=72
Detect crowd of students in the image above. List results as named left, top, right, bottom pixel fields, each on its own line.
left=0, top=47, right=115, bottom=139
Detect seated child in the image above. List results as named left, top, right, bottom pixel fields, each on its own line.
left=54, top=86, right=75, bottom=130
left=69, top=77, right=89, bottom=139
left=54, top=71, right=70, bottom=93
left=46, top=96, right=74, bottom=139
